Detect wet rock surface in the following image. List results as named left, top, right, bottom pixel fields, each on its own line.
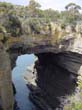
left=25, top=52, right=82, bottom=110
left=1, top=7, right=82, bottom=109
left=1, top=34, right=82, bottom=110
left=0, top=2, right=82, bottom=110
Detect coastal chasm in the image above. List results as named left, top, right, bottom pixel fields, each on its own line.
left=0, top=4, right=82, bottom=110
left=0, top=24, right=82, bottom=110
left=32, top=52, right=80, bottom=109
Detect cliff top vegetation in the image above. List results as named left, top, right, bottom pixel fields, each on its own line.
left=0, top=0, right=82, bottom=45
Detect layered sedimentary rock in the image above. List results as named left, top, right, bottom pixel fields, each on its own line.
left=0, top=26, right=82, bottom=110
left=33, top=53, right=78, bottom=109
left=0, top=43, right=14, bottom=110
left=0, top=5, right=82, bottom=110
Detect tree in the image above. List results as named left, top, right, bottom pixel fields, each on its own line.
left=28, top=0, right=41, bottom=10
left=28, top=0, right=41, bottom=17
left=44, top=9, right=60, bottom=21
left=0, top=2, right=14, bottom=14
left=63, top=3, right=82, bottom=24
left=65, top=3, right=81, bottom=13
left=5, top=14, right=22, bottom=37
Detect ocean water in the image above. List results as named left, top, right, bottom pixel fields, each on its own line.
left=12, top=54, right=37, bottom=110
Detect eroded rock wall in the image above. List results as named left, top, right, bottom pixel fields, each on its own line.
left=0, top=43, right=14, bottom=110
left=34, top=52, right=82, bottom=109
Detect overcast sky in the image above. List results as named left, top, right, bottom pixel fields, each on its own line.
left=0, top=0, right=82, bottom=10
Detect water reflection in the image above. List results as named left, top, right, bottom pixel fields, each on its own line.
left=12, top=54, right=37, bottom=110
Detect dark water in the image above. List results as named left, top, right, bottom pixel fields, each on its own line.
left=12, top=54, right=37, bottom=110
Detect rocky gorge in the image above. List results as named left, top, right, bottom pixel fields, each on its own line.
left=0, top=2, right=82, bottom=110
left=0, top=24, right=82, bottom=110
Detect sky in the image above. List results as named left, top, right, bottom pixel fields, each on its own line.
left=0, top=0, right=82, bottom=11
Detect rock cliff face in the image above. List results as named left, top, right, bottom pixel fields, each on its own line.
left=0, top=9, right=82, bottom=110
left=33, top=53, right=79, bottom=109
left=0, top=26, right=82, bottom=110
left=0, top=2, right=82, bottom=110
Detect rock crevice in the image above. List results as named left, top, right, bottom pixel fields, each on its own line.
left=27, top=52, right=82, bottom=110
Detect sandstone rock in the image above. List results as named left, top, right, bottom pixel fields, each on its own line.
left=55, top=52, right=82, bottom=75
left=0, top=47, right=14, bottom=110
left=65, top=25, right=73, bottom=33
left=34, top=53, right=78, bottom=109
left=0, top=3, right=82, bottom=110
left=75, top=23, right=82, bottom=33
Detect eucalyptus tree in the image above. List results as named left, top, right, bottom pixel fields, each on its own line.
left=62, top=3, right=82, bottom=24
left=27, top=0, right=41, bottom=17
left=65, top=3, right=81, bottom=13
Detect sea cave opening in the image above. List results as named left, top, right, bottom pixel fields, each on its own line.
left=11, top=52, right=78, bottom=110
left=12, top=54, right=38, bottom=110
